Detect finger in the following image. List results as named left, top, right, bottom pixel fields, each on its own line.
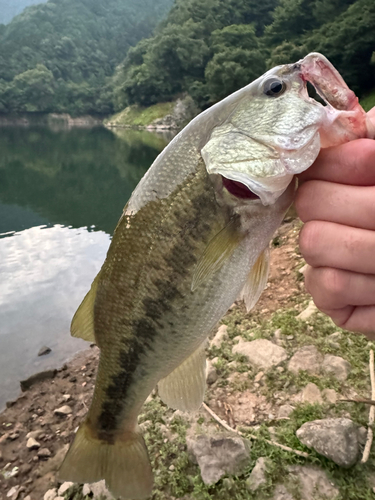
left=295, top=181, right=375, bottom=230
left=317, top=304, right=375, bottom=339
left=299, top=221, right=375, bottom=274
left=368, top=106, right=375, bottom=122
left=304, top=266, right=375, bottom=310
left=298, top=138, right=375, bottom=185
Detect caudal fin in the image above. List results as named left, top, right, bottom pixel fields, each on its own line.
left=59, top=422, right=153, bottom=499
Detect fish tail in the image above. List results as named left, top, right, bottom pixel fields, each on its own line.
left=59, top=421, right=153, bottom=499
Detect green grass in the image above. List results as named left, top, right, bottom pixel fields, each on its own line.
left=360, top=89, right=375, bottom=112
left=104, top=101, right=176, bottom=127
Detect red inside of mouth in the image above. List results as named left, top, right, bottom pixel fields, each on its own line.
left=221, top=176, right=259, bottom=199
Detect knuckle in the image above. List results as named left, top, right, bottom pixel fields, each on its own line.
left=319, top=267, right=347, bottom=300
left=298, top=221, right=321, bottom=265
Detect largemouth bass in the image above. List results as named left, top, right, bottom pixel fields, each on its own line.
left=59, top=53, right=373, bottom=499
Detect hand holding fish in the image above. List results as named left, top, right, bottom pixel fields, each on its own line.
left=296, top=107, right=375, bottom=338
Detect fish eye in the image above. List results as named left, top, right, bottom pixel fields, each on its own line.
left=263, top=78, right=286, bottom=97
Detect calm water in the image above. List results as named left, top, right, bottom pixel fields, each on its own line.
left=0, top=126, right=170, bottom=410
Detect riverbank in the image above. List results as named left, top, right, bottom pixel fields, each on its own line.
left=1, top=219, right=375, bottom=500
left=0, top=114, right=104, bottom=129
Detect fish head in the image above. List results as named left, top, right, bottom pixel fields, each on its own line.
left=201, top=52, right=372, bottom=206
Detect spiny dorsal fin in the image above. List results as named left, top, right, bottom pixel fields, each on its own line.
left=157, top=341, right=207, bottom=412
left=70, top=274, right=100, bottom=343
left=240, top=247, right=270, bottom=312
left=191, top=217, right=243, bottom=291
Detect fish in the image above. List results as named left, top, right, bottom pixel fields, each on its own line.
left=59, top=53, right=373, bottom=499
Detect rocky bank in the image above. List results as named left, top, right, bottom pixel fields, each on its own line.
left=1, top=219, right=375, bottom=500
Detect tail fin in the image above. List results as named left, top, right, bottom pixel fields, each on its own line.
left=59, top=422, right=153, bottom=499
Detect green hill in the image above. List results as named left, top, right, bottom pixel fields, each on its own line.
left=0, top=0, right=174, bottom=115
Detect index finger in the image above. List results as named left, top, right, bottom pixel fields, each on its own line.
left=298, top=138, right=375, bottom=186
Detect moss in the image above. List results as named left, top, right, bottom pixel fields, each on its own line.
left=105, top=101, right=176, bottom=127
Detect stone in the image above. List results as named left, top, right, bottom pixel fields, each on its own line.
left=300, top=383, right=323, bottom=404
left=38, top=345, right=52, bottom=356
left=322, top=388, right=338, bottom=404
left=232, top=339, right=287, bottom=370
left=296, top=418, right=359, bottom=467
left=7, top=486, right=19, bottom=499
left=90, top=480, right=115, bottom=499
left=62, top=394, right=71, bottom=402
left=26, top=437, right=40, bottom=450
left=8, top=432, right=20, bottom=440
left=20, top=369, right=57, bottom=391
left=246, top=457, right=269, bottom=492
left=206, top=361, right=218, bottom=385
left=288, top=345, right=323, bottom=375
left=210, top=325, right=228, bottom=349
left=38, top=448, right=52, bottom=459
left=43, top=489, right=57, bottom=500
left=270, top=484, right=294, bottom=500
left=254, top=371, right=265, bottom=383
left=322, top=355, right=351, bottom=381
left=277, top=405, right=294, bottom=419
left=26, top=430, right=42, bottom=440
left=288, top=465, right=339, bottom=499
left=297, top=301, right=318, bottom=320
left=358, top=426, right=368, bottom=445
left=54, top=405, right=72, bottom=416
left=58, top=482, right=74, bottom=495
left=82, top=484, right=91, bottom=496
left=24, top=497, right=31, bottom=500
left=187, top=434, right=251, bottom=485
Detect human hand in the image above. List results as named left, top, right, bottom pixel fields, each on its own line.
left=295, top=107, right=375, bottom=338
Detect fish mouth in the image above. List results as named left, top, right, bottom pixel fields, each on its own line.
left=221, top=176, right=260, bottom=200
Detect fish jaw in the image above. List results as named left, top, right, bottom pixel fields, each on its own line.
left=295, top=52, right=375, bottom=146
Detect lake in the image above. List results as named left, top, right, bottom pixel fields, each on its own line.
left=0, top=125, right=170, bottom=410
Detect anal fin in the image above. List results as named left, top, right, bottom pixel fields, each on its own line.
left=240, top=247, right=270, bottom=312
left=158, top=341, right=207, bottom=412
left=70, top=273, right=100, bottom=343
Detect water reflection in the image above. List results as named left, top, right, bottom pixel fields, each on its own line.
left=0, top=126, right=167, bottom=410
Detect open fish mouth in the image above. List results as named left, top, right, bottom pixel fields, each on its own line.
left=221, top=176, right=260, bottom=200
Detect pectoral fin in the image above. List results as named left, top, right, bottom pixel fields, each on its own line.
left=192, top=217, right=243, bottom=291
left=158, top=341, right=207, bottom=412
left=240, top=247, right=270, bottom=312
left=70, top=274, right=100, bottom=343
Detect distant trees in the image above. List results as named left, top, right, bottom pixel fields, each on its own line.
left=115, top=0, right=375, bottom=111
left=0, top=0, right=174, bottom=115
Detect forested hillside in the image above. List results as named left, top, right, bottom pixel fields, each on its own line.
left=0, top=0, right=47, bottom=25
left=113, top=0, right=375, bottom=110
left=0, top=0, right=173, bottom=115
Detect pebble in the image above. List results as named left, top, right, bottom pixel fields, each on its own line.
left=296, top=300, right=318, bottom=320
left=54, top=405, right=73, bottom=416
left=38, top=345, right=52, bottom=356
left=37, top=448, right=52, bottom=459
left=82, top=484, right=91, bottom=496
left=210, top=325, right=228, bottom=349
left=62, top=394, right=71, bottom=402
left=322, top=354, right=351, bottom=382
left=58, top=482, right=74, bottom=495
left=8, top=432, right=20, bottom=441
left=26, top=437, right=41, bottom=450
left=44, top=489, right=57, bottom=500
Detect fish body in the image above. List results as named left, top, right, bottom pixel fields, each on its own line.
left=59, top=53, right=373, bottom=499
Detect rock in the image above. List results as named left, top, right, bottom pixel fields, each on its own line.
left=206, top=361, right=218, bottom=384
left=58, top=482, right=74, bottom=495
left=273, top=329, right=284, bottom=346
left=187, top=434, right=251, bottom=485
left=300, top=383, right=323, bottom=404
left=246, top=457, right=269, bottom=492
left=24, top=497, right=31, bottom=500
left=232, top=339, right=287, bottom=370
left=38, top=345, right=52, bottom=356
left=254, top=371, right=265, bottom=383
left=82, top=484, right=91, bottom=496
left=90, top=480, right=115, bottom=499
left=8, top=432, right=20, bottom=440
left=7, top=486, right=20, bottom=499
left=43, top=489, right=57, bottom=500
left=26, top=430, right=43, bottom=440
left=277, top=405, right=294, bottom=419
left=270, top=484, right=294, bottom=500
left=210, top=325, right=228, bottom=349
left=26, top=437, right=41, bottom=450
left=288, top=465, right=339, bottom=499
left=54, top=405, right=73, bottom=416
left=38, top=448, right=52, bottom=459
left=358, top=426, right=368, bottom=445
left=322, top=388, right=338, bottom=404
left=20, top=369, right=57, bottom=391
left=297, top=301, right=318, bottom=320
left=288, top=345, right=323, bottom=375
left=322, top=355, right=351, bottom=381
left=62, top=394, right=71, bottom=402
left=296, top=418, right=359, bottom=467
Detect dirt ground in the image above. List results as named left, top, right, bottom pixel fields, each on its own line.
left=0, top=219, right=306, bottom=500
